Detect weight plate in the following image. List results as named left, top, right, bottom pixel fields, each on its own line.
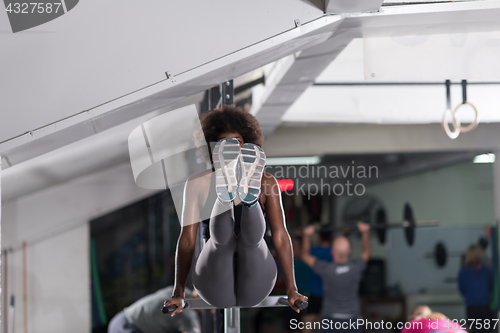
left=375, top=208, right=387, bottom=244
left=435, top=242, right=447, bottom=267
left=404, top=203, right=416, bottom=246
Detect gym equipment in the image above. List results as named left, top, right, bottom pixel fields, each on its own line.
left=161, top=296, right=308, bottom=314
left=328, top=203, right=438, bottom=246
left=162, top=296, right=308, bottom=333
left=426, top=242, right=462, bottom=268
left=168, top=80, right=307, bottom=333
left=442, top=79, right=479, bottom=139
left=428, top=236, right=489, bottom=268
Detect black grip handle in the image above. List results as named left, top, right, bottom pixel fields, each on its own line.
left=278, top=297, right=308, bottom=309
left=162, top=300, right=189, bottom=314
left=161, top=305, right=178, bottom=314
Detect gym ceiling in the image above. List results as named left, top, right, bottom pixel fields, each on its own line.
left=1, top=0, right=500, bottom=200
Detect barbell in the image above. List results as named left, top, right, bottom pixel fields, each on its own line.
left=323, top=203, right=439, bottom=246
left=427, top=236, right=489, bottom=268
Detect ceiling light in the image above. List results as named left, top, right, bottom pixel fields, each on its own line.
left=473, top=153, right=495, bottom=164
left=266, top=156, right=321, bottom=166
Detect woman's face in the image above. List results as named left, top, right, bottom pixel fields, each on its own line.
left=217, top=132, right=244, bottom=147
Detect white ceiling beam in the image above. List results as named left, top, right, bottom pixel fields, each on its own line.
left=325, top=0, right=384, bottom=14
left=263, top=123, right=500, bottom=156
left=0, top=15, right=341, bottom=168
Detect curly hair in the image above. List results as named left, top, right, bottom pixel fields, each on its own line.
left=193, top=105, right=264, bottom=163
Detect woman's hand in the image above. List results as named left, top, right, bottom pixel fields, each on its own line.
left=287, top=290, right=308, bottom=313
left=163, top=296, right=185, bottom=317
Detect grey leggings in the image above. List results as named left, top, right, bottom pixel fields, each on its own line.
left=192, top=200, right=277, bottom=308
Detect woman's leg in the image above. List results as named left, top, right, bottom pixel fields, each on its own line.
left=193, top=200, right=237, bottom=308
left=236, top=203, right=277, bottom=307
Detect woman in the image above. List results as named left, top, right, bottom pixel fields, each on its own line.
left=458, top=244, right=495, bottom=333
left=164, top=106, right=307, bottom=316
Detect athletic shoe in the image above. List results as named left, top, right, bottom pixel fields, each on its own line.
left=238, top=143, right=266, bottom=205
left=212, top=137, right=241, bottom=203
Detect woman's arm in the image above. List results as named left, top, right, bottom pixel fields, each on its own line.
left=165, top=178, right=200, bottom=316
left=263, top=173, right=307, bottom=312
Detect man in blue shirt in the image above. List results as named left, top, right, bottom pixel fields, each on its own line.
left=458, top=244, right=495, bottom=333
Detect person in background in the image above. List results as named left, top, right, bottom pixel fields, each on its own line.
left=402, top=311, right=467, bottom=333
left=301, top=228, right=332, bottom=333
left=108, top=286, right=200, bottom=333
left=458, top=244, right=495, bottom=333
left=302, top=223, right=370, bottom=333
left=408, top=305, right=432, bottom=321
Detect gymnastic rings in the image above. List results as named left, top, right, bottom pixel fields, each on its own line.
left=454, top=102, right=479, bottom=133
left=441, top=102, right=479, bottom=140
left=442, top=108, right=461, bottom=140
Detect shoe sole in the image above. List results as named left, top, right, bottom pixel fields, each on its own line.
left=238, top=143, right=266, bottom=205
left=212, top=138, right=240, bottom=203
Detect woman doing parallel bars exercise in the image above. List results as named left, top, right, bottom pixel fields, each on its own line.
left=164, top=106, right=307, bottom=315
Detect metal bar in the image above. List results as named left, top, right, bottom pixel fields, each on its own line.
left=461, top=80, right=468, bottom=103
left=234, top=76, right=265, bottom=95
left=221, top=80, right=234, bottom=106
left=445, top=80, right=451, bottom=110
left=179, top=296, right=292, bottom=310
left=22, top=242, right=27, bottom=333
left=392, top=220, right=440, bottom=228
left=162, top=192, right=170, bottom=285
left=313, top=81, right=500, bottom=86
left=2, top=251, right=6, bottom=333
left=325, top=220, right=439, bottom=231
left=147, top=197, right=156, bottom=292
left=224, top=308, right=240, bottom=333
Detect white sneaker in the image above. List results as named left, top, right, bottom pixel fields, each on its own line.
left=238, top=143, right=266, bottom=205
left=212, top=137, right=241, bottom=203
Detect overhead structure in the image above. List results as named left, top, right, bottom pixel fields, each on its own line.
left=325, top=0, right=384, bottom=14
left=2, top=1, right=500, bottom=170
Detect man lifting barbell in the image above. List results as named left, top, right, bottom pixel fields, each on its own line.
left=301, top=222, right=371, bottom=333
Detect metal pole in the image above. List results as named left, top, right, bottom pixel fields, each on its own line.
left=22, top=242, right=27, bottom=333
left=147, top=197, right=157, bottom=292
left=162, top=191, right=171, bottom=285
left=224, top=308, right=240, bottom=333
left=2, top=252, right=5, bottom=333
left=493, top=150, right=500, bottom=327
left=0, top=158, right=2, bottom=333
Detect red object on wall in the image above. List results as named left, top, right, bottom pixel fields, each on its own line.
left=277, top=179, right=294, bottom=192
